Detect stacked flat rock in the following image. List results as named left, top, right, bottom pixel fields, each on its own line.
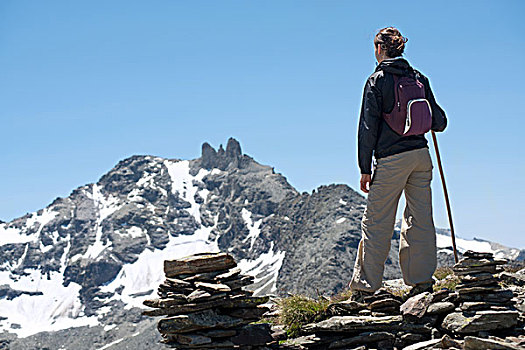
left=441, top=250, right=520, bottom=335
left=142, top=252, right=275, bottom=349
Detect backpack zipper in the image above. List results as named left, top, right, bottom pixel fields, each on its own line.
left=397, top=83, right=402, bottom=111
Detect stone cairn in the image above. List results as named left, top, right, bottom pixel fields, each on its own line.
left=142, top=252, right=276, bottom=349
left=281, top=250, right=525, bottom=349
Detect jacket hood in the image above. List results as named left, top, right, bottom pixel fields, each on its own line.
left=375, top=57, right=412, bottom=75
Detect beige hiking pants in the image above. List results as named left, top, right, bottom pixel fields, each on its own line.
left=350, top=147, right=437, bottom=292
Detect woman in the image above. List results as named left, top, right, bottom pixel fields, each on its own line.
left=349, top=27, right=447, bottom=301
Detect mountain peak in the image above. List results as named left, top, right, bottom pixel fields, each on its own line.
left=201, top=137, right=244, bottom=170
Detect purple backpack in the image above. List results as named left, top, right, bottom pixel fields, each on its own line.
left=382, top=73, right=432, bottom=136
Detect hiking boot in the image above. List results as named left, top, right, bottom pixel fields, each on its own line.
left=405, top=282, right=434, bottom=300
left=349, top=290, right=374, bottom=303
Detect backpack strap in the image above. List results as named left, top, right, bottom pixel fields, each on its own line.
left=391, top=73, right=400, bottom=106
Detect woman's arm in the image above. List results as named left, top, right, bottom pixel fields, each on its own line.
left=423, top=76, right=447, bottom=132
left=358, top=76, right=383, bottom=175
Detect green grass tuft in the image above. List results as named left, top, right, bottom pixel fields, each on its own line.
left=276, top=294, right=331, bottom=337
left=275, top=287, right=367, bottom=338
left=432, top=266, right=460, bottom=291
left=433, top=266, right=454, bottom=280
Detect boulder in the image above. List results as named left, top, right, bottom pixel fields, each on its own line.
left=164, top=252, right=237, bottom=277
left=302, top=315, right=403, bottom=333
left=462, top=250, right=494, bottom=259
left=459, top=272, right=496, bottom=283
left=454, top=257, right=506, bottom=268
left=426, top=302, right=455, bottom=315
left=326, top=331, right=395, bottom=349
left=400, top=292, right=433, bottom=320
left=280, top=334, right=340, bottom=348
left=457, top=285, right=502, bottom=294
left=327, top=300, right=366, bottom=315
left=157, top=309, right=245, bottom=333
left=460, top=301, right=496, bottom=311
left=399, top=332, right=427, bottom=346
left=441, top=310, right=519, bottom=333
left=186, top=289, right=226, bottom=303
left=194, top=281, right=232, bottom=293
left=402, top=334, right=462, bottom=350
left=453, top=265, right=502, bottom=275
left=214, top=267, right=241, bottom=281
left=401, top=338, right=441, bottom=350
left=456, top=279, right=499, bottom=289
left=143, top=295, right=188, bottom=308
left=463, top=336, right=521, bottom=350
left=369, top=298, right=401, bottom=311
left=458, top=289, right=513, bottom=303
left=222, top=275, right=254, bottom=290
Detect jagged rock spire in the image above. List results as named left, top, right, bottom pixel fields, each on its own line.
left=226, top=137, right=242, bottom=159
left=201, top=137, right=243, bottom=170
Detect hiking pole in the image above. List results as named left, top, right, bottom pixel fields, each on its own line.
left=431, top=131, right=459, bottom=264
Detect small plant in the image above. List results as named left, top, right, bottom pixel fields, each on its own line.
left=433, top=266, right=459, bottom=291
left=433, top=266, right=454, bottom=280
left=433, top=274, right=460, bottom=291
left=328, top=287, right=353, bottom=303
left=276, top=294, right=331, bottom=337
left=382, top=285, right=410, bottom=298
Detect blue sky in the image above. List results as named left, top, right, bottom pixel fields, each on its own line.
left=1, top=1, right=524, bottom=248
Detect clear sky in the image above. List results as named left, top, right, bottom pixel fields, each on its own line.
left=1, top=1, right=524, bottom=248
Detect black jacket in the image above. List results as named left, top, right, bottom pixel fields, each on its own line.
left=358, top=57, right=447, bottom=174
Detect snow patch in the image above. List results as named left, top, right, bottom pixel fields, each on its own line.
left=241, top=208, right=262, bottom=250
left=119, top=226, right=144, bottom=239
left=84, top=184, right=120, bottom=259
left=0, top=269, right=97, bottom=337
left=97, top=337, right=124, bottom=350
left=237, top=242, right=285, bottom=295
left=99, top=224, right=220, bottom=309
left=0, top=209, right=58, bottom=245
left=164, top=160, right=210, bottom=224
left=436, top=233, right=494, bottom=254
left=134, top=169, right=168, bottom=197
left=104, top=324, right=117, bottom=331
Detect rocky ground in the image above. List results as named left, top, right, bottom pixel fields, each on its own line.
left=137, top=251, right=525, bottom=350
left=272, top=250, right=525, bottom=349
